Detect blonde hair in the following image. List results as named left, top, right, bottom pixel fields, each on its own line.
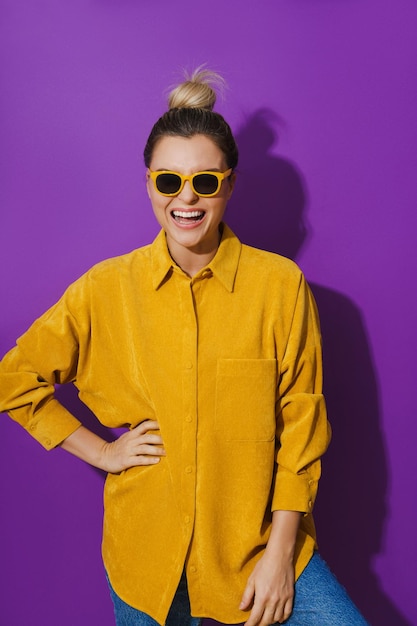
left=167, top=67, right=224, bottom=111
left=143, top=67, right=238, bottom=170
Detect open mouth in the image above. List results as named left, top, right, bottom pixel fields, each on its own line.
left=171, top=210, right=206, bottom=224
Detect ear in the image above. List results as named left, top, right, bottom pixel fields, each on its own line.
left=145, top=170, right=152, bottom=199
left=226, top=171, right=237, bottom=200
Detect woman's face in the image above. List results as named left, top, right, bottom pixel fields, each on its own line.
left=146, top=134, right=235, bottom=260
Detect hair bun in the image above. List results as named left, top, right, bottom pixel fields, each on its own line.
left=167, top=67, right=225, bottom=111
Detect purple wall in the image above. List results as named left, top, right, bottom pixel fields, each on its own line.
left=1, top=1, right=416, bottom=624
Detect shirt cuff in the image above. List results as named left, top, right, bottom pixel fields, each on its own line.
left=24, top=398, right=82, bottom=450
left=271, top=467, right=318, bottom=515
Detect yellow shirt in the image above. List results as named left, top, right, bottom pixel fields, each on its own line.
left=0, top=224, right=330, bottom=625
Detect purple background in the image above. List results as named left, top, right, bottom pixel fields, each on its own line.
left=1, top=1, right=416, bottom=624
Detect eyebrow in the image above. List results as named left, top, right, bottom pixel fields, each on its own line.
left=151, top=168, right=223, bottom=173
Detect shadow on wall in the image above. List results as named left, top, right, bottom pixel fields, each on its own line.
left=55, top=109, right=410, bottom=626
left=226, top=108, right=308, bottom=259
left=208, top=108, right=409, bottom=626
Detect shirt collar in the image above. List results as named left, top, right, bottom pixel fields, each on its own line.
left=150, top=223, right=242, bottom=292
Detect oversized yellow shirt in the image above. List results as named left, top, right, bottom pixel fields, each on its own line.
left=0, top=224, right=330, bottom=625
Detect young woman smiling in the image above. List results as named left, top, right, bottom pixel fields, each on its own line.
left=146, top=133, right=235, bottom=276
left=0, top=69, right=369, bottom=626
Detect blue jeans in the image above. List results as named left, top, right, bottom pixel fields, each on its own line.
left=107, top=553, right=369, bottom=625
left=282, top=552, right=369, bottom=625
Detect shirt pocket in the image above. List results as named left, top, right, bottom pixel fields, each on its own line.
left=215, top=358, right=277, bottom=441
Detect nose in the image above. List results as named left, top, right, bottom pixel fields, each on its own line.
left=177, top=180, right=198, bottom=204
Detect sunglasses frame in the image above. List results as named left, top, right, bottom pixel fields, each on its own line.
left=148, top=168, right=233, bottom=198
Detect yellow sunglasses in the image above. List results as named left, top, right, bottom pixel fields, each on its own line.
left=148, top=168, right=233, bottom=198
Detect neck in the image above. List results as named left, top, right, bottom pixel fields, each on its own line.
left=168, top=245, right=217, bottom=277
left=166, top=230, right=222, bottom=277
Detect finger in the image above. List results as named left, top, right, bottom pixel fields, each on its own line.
left=279, top=597, right=294, bottom=623
left=129, top=426, right=164, bottom=446
left=259, top=606, right=276, bottom=626
left=130, top=454, right=161, bottom=466
left=128, top=431, right=165, bottom=448
left=134, top=420, right=160, bottom=434
left=240, top=579, right=255, bottom=611
left=272, top=597, right=293, bottom=624
left=133, top=444, right=166, bottom=457
left=244, top=602, right=264, bottom=626
left=139, top=433, right=165, bottom=445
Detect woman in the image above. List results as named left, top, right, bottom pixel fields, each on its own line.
left=0, top=69, right=368, bottom=625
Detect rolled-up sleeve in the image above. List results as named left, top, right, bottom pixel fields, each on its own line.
left=0, top=283, right=87, bottom=449
left=272, top=274, right=331, bottom=513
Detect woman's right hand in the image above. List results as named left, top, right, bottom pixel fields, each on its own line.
left=100, top=420, right=166, bottom=473
left=60, top=421, right=165, bottom=474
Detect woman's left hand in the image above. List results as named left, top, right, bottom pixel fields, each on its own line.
left=239, top=551, right=295, bottom=625
left=239, top=510, right=301, bottom=625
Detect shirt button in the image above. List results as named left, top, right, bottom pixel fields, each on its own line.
left=190, top=565, right=197, bottom=573
left=45, top=438, right=51, bottom=447
left=184, top=516, right=191, bottom=524
left=185, top=466, right=193, bottom=474
left=185, top=415, right=192, bottom=423
left=185, top=361, right=193, bottom=369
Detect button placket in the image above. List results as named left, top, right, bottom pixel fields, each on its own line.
left=179, top=278, right=198, bottom=533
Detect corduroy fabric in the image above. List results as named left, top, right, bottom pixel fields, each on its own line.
left=0, top=224, right=330, bottom=626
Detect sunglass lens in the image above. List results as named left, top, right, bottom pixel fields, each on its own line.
left=156, top=173, right=182, bottom=195
left=193, top=173, right=219, bottom=196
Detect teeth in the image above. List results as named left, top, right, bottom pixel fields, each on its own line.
left=173, top=210, right=204, bottom=218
